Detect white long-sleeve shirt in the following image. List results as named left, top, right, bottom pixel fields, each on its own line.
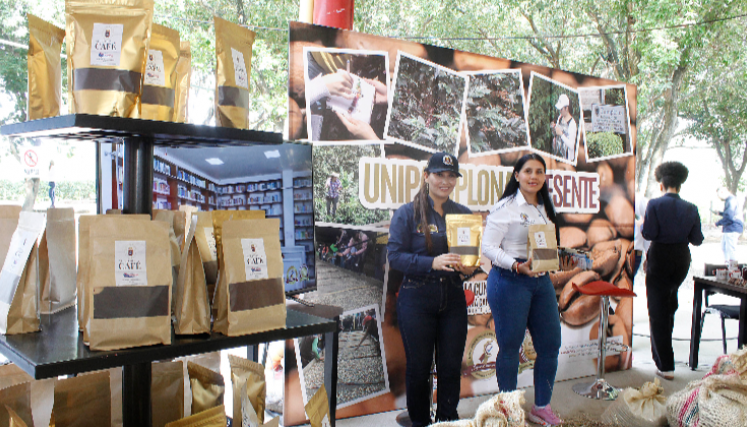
left=482, top=191, right=552, bottom=270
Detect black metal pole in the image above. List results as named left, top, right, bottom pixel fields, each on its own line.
left=122, top=136, right=154, bottom=216
left=122, top=363, right=152, bottom=427
left=324, top=316, right=340, bottom=427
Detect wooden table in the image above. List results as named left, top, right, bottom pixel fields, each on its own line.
left=689, top=275, right=747, bottom=369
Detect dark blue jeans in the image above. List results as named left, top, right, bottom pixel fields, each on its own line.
left=487, top=265, right=561, bottom=407
left=397, top=275, right=467, bottom=427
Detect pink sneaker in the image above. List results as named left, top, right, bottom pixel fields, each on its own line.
left=527, top=405, right=562, bottom=426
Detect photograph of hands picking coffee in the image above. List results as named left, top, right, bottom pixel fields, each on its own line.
left=1, top=1, right=746, bottom=427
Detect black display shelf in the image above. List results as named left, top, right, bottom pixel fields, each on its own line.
left=0, top=114, right=283, bottom=147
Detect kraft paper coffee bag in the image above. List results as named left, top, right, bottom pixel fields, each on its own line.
left=164, top=405, right=225, bottom=427
left=192, top=212, right=217, bottom=286
left=214, top=16, right=256, bottom=129
left=39, top=208, right=77, bottom=314
left=445, top=214, right=483, bottom=268
left=305, top=385, right=331, bottom=427
left=152, top=361, right=185, bottom=427
left=153, top=209, right=182, bottom=312
left=0, top=212, right=45, bottom=335
left=211, top=210, right=265, bottom=277
left=527, top=223, right=559, bottom=273
left=86, top=218, right=171, bottom=351
left=6, top=406, right=27, bottom=427
left=173, top=41, right=191, bottom=123
left=173, top=217, right=210, bottom=335
left=0, top=383, right=33, bottom=427
left=187, top=362, right=224, bottom=415
left=141, top=23, right=179, bottom=121
left=53, top=371, right=111, bottom=427
left=0, top=206, right=22, bottom=267
left=27, top=14, right=65, bottom=120
left=213, top=219, right=285, bottom=337
left=0, top=364, right=33, bottom=390
left=228, top=355, right=266, bottom=425
left=173, top=210, right=186, bottom=253
left=65, top=0, right=154, bottom=117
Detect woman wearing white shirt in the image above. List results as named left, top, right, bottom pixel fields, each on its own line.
left=551, top=94, right=577, bottom=162
left=482, top=153, right=565, bottom=426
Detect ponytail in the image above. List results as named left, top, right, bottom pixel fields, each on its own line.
left=412, top=179, right=433, bottom=255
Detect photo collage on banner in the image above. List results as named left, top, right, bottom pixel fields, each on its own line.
left=287, top=21, right=637, bottom=425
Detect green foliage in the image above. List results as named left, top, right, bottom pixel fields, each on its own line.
left=388, top=56, right=465, bottom=151
left=586, top=131, right=625, bottom=158
left=527, top=76, right=580, bottom=154
left=466, top=73, right=527, bottom=153
left=312, top=145, right=388, bottom=226
left=0, top=180, right=95, bottom=203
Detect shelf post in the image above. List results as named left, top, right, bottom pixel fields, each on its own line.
left=123, top=362, right=152, bottom=426
left=122, top=136, right=154, bottom=215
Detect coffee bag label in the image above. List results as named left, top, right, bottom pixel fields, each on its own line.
left=241, top=383, right=260, bottom=427
left=90, top=23, right=123, bottom=67
left=115, top=240, right=147, bottom=286
left=231, top=48, right=249, bottom=89
left=144, top=49, right=166, bottom=86
left=457, top=227, right=471, bottom=246
left=534, top=232, right=547, bottom=248
left=204, top=227, right=217, bottom=260
left=321, top=414, right=331, bottom=427
left=241, top=238, right=267, bottom=280
left=1, top=229, right=37, bottom=277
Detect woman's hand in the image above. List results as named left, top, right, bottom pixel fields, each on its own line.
left=516, top=258, right=541, bottom=277
left=559, top=254, right=578, bottom=271
left=321, top=70, right=354, bottom=99
left=454, top=263, right=479, bottom=276
left=432, top=253, right=462, bottom=272
left=336, top=111, right=379, bottom=140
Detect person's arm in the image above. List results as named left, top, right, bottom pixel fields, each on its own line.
left=689, top=207, right=705, bottom=246
left=386, top=206, right=434, bottom=275
left=641, top=202, right=659, bottom=241
left=481, top=207, right=516, bottom=270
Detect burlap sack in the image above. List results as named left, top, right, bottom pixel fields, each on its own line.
left=0, top=383, right=33, bottom=427
left=213, top=218, right=285, bottom=337
left=39, top=208, right=76, bottom=314
left=53, top=370, right=111, bottom=427
left=228, top=355, right=266, bottom=425
left=173, top=216, right=210, bottom=335
left=667, top=373, right=747, bottom=427
left=187, top=362, right=224, bottom=416
left=527, top=223, right=559, bottom=272
left=0, top=212, right=45, bottom=335
left=432, top=390, right=525, bottom=427
left=0, top=207, right=22, bottom=269
left=164, top=405, right=225, bottom=427
left=86, top=218, right=171, bottom=350
left=601, top=379, right=668, bottom=427
left=152, top=361, right=185, bottom=427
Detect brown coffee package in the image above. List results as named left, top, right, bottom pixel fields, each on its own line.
left=173, top=41, right=191, bottom=123
left=187, top=362, right=224, bottom=415
left=153, top=209, right=182, bottom=311
left=527, top=223, right=560, bottom=272
left=65, top=0, right=154, bottom=117
left=39, top=208, right=77, bottom=314
left=173, top=211, right=187, bottom=253
left=53, top=371, right=111, bottom=427
left=0, top=212, right=46, bottom=335
left=0, top=364, right=32, bottom=390
left=173, top=216, right=210, bottom=335
left=27, top=14, right=65, bottom=120
left=0, top=206, right=22, bottom=267
left=164, top=405, right=225, bottom=427
left=141, top=23, right=180, bottom=121
left=214, top=219, right=285, bottom=337
left=152, top=361, right=185, bottom=427
left=304, top=385, right=331, bottom=427
left=0, top=383, right=33, bottom=427
left=86, top=218, right=171, bottom=351
left=214, top=16, right=256, bottom=129
left=192, top=212, right=217, bottom=286
left=228, top=355, right=266, bottom=425
left=211, top=210, right=265, bottom=276
left=445, top=214, right=483, bottom=268
left=6, top=406, right=27, bottom=427
left=174, top=352, right=221, bottom=416
left=263, top=418, right=280, bottom=427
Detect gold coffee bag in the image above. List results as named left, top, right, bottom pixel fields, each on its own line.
left=527, top=223, right=559, bottom=273
left=27, top=14, right=65, bottom=120
left=214, top=16, right=256, bottom=129
left=213, top=218, right=285, bottom=337
left=164, top=405, right=226, bottom=427
left=173, top=41, right=191, bottom=123
left=152, top=361, right=185, bottom=427
left=0, top=383, right=33, bottom=427
left=173, top=216, right=210, bottom=335
left=53, top=371, right=111, bottom=427
left=228, top=355, right=266, bottom=425
left=65, top=0, right=154, bottom=117
left=445, top=214, right=483, bottom=268
left=304, top=385, right=331, bottom=427
left=141, top=23, right=179, bottom=121
left=187, top=362, right=224, bottom=415
left=86, top=218, right=171, bottom=351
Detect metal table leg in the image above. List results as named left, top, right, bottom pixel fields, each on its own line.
left=324, top=316, right=340, bottom=427
left=122, top=136, right=154, bottom=216
left=123, top=362, right=152, bottom=427
left=689, top=283, right=704, bottom=370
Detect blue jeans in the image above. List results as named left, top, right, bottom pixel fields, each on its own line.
left=487, top=265, right=561, bottom=407
left=397, top=275, right=467, bottom=427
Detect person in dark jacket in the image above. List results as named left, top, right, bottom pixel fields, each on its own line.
left=642, top=161, right=704, bottom=380
left=387, top=151, right=476, bottom=427
left=713, top=187, right=743, bottom=263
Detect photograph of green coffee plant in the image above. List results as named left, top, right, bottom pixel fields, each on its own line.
left=385, top=53, right=467, bottom=153
left=465, top=71, right=529, bottom=155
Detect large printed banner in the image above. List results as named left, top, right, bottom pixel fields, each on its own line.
left=286, top=22, right=636, bottom=425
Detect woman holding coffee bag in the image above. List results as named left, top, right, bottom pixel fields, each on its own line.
left=387, top=152, right=475, bottom=427
left=482, top=153, right=570, bottom=427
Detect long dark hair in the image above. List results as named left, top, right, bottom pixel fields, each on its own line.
left=500, top=153, right=559, bottom=241
left=413, top=174, right=434, bottom=255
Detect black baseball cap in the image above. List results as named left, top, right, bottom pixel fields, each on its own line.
left=424, top=152, right=462, bottom=177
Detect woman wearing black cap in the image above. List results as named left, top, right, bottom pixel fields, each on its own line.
left=387, top=151, right=476, bottom=426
